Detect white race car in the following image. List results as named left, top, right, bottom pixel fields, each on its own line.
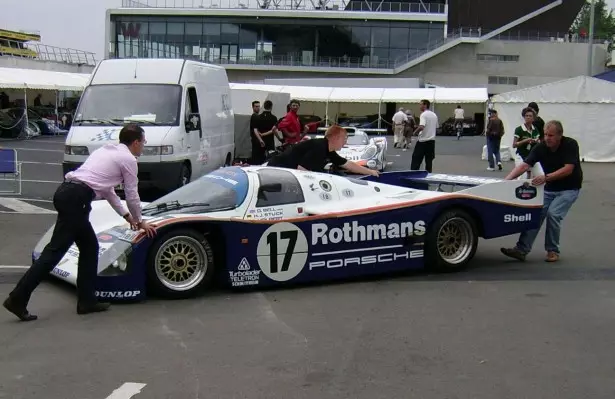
left=316, top=127, right=388, bottom=172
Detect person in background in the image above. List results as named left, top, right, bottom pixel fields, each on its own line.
left=528, top=102, right=545, bottom=140
left=249, top=100, right=263, bottom=164
left=513, top=107, right=540, bottom=178
left=485, top=110, right=504, bottom=171
left=33, top=94, right=42, bottom=107
left=277, top=99, right=307, bottom=146
left=454, top=105, right=464, bottom=139
left=410, top=99, right=438, bottom=173
left=255, top=100, right=278, bottom=156
left=267, top=124, right=379, bottom=176
left=501, top=120, right=582, bottom=263
left=0, top=91, right=9, bottom=109
left=401, top=109, right=415, bottom=150
left=392, top=107, right=408, bottom=148
left=3, top=124, right=156, bottom=322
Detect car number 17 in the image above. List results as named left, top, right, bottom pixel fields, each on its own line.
left=257, top=223, right=309, bottom=282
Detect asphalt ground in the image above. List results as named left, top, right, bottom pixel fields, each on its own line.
left=1, top=134, right=614, bottom=399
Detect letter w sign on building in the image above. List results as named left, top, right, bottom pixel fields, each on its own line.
left=121, top=22, right=141, bottom=39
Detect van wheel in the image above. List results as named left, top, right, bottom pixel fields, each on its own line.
left=146, top=229, right=215, bottom=299
left=178, top=163, right=191, bottom=188
left=425, top=209, right=479, bottom=273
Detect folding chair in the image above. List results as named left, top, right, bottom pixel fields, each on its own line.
left=0, top=148, right=22, bottom=195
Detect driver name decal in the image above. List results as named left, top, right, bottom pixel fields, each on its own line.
left=311, top=220, right=426, bottom=245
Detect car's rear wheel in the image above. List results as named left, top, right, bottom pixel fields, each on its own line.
left=146, top=229, right=215, bottom=299
left=425, top=209, right=479, bottom=273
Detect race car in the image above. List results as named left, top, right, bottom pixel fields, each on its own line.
left=316, top=127, right=387, bottom=172
left=32, top=165, right=544, bottom=302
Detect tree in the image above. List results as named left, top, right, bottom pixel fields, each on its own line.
left=571, top=0, right=615, bottom=39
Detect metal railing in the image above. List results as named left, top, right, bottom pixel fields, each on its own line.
left=0, top=39, right=97, bottom=66
left=121, top=0, right=445, bottom=13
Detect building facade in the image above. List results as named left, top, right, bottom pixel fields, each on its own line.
left=106, top=0, right=608, bottom=94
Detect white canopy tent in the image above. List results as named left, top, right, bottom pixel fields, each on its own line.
left=492, top=75, right=615, bottom=162
left=229, top=83, right=488, bottom=130
left=0, top=67, right=90, bottom=91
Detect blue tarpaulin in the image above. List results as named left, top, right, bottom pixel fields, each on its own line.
left=594, top=69, right=615, bottom=83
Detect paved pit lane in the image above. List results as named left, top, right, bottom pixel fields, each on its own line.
left=1, top=135, right=615, bottom=399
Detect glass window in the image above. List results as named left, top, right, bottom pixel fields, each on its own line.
left=351, top=26, right=371, bottom=50
left=371, top=27, right=389, bottom=49
left=221, top=23, right=239, bottom=44
left=74, top=84, right=182, bottom=126
left=390, top=27, right=409, bottom=49
left=239, top=24, right=258, bottom=63
left=256, top=169, right=305, bottom=207
left=409, top=27, right=429, bottom=49
left=346, top=134, right=369, bottom=145
left=185, top=23, right=203, bottom=60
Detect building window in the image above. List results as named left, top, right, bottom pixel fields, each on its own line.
left=478, top=54, right=519, bottom=62
left=488, top=76, right=519, bottom=85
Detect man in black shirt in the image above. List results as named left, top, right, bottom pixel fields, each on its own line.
left=255, top=100, right=279, bottom=154
left=267, top=125, right=379, bottom=177
left=528, top=102, right=545, bottom=140
left=250, top=100, right=263, bottom=165
left=501, top=120, right=582, bottom=263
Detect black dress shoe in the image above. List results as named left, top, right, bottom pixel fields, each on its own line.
left=77, top=302, right=110, bottom=315
left=3, top=297, right=38, bottom=322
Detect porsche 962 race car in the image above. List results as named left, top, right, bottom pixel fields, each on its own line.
left=316, top=127, right=387, bottom=172
left=32, top=165, right=544, bottom=302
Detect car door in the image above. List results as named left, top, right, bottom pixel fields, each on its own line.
left=245, top=168, right=307, bottom=221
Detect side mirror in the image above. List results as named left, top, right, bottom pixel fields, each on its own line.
left=185, top=113, right=201, bottom=132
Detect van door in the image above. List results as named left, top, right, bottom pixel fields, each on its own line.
left=184, top=86, right=204, bottom=181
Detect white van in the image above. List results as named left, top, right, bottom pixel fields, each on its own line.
left=63, top=58, right=234, bottom=192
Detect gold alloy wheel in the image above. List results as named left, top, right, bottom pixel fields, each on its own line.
left=154, top=235, right=208, bottom=291
left=436, top=217, right=474, bottom=265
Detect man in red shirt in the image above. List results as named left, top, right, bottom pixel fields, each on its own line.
left=277, top=99, right=308, bottom=145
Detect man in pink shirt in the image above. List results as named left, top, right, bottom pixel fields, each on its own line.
left=4, top=124, right=156, bottom=321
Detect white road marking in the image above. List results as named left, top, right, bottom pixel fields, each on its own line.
left=8, top=147, right=64, bottom=153
left=20, top=161, right=62, bottom=166
left=104, top=383, right=147, bottom=399
left=3, top=197, right=52, bottom=203
left=0, top=197, right=55, bottom=214
left=0, top=265, right=29, bottom=269
left=0, top=178, right=62, bottom=184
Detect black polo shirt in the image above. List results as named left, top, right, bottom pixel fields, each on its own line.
left=524, top=136, right=583, bottom=191
left=267, top=138, right=347, bottom=172
left=250, top=112, right=260, bottom=144
left=256, top=111, right=278, bottom=150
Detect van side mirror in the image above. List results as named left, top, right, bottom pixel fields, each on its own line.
left=186, top=113, right=201, bottom=132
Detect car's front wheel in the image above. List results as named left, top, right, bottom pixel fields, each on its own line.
left=146, top=228, right=215, bottom=299
left=425, top=209, right=479, bottom=273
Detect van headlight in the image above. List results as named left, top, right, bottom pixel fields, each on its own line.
left=65, top=145, right=89, bottom=155
left=142, top=145, right=174, bottom=156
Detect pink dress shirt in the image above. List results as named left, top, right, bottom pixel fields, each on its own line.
left=65, top=143, right=142, bottom=222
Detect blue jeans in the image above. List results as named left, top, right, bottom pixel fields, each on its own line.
left=486, top=135, right=501, bottom=168
left=516, top=189, right=580, bottom=254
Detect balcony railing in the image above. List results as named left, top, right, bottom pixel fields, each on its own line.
left=0, top=39, right=97, bottom=66
left=120, top=0, right=446, bottom=13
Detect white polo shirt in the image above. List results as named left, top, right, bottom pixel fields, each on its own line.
left=418, top=110, right=438, bottom=142
left=454, top=108, right=464, bottom=119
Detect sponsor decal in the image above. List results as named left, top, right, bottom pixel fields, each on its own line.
left=51, top=267, right=70, bottom=278
left=504, top=213, right=532, bottom=223
left=107, top=226, right=141, bottom=242
left=515, top=182, right=537, bottom=200
left=98, top=234, right=114, bottom=242
left=319, top=192, right=332, bottom=201
left=311, top=220, right=426, bottom=246
left=95, top=290, right=141, bottom=299
left=203, top=174, right=238, bottom=185
left=67, top=246, right=108, bottom=258
left=302, top=174, right=316, bottom=180
left=229, top=257, right=260, bottom=287
left=319, top=180, right=332, bottom=192
left=257, top=223, right=309, bottom=282
left=90, top=128, right=120, bottom=142
left=309, top=249, right=424, bottom=270
left=341, top=188, right=354, bottom=198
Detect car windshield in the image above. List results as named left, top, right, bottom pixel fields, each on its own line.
left=74, top=84, right=181, bottom=126
left=143, top=167, right=250, bottom=215
left=346, top=134, right=369, bottom=145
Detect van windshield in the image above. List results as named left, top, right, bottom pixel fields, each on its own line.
left=74, top=84, right=182, bottom=126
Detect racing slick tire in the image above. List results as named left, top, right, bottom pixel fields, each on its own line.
left=425, top=209, right=479, bottom=273
left=146, top=228, right=215, bottom=299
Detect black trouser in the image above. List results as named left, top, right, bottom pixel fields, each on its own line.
left=251, top=139, right=266, bottom=165
left=10, top=181, right=99, bottom=306
left=411, top=140, right=436, bottom=172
